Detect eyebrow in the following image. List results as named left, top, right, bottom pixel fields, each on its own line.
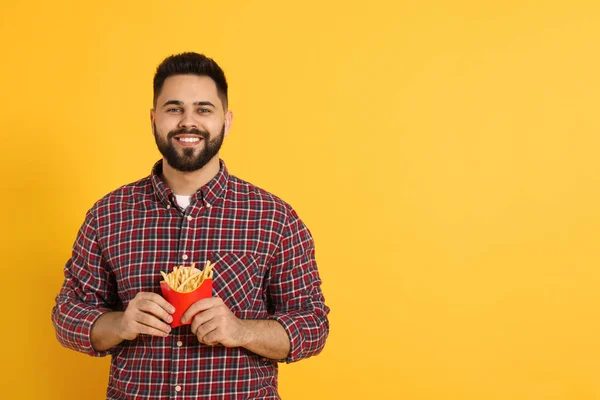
left=161, top=100, right=216, bottom=108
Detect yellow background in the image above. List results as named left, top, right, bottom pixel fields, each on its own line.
left=1, top=0, right=600, bottom=398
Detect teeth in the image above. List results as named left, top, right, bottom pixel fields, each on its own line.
left=179, top=137, right=200, bottom=143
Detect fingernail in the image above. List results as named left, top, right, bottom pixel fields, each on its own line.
left=170, top=307, right=175, bottom=313
left=167, top=315, right=173, bottom=322
left=180, top=317, right=186, bottom=323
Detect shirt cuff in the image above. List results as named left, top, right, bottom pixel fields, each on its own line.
left=270, top=314, right=303, bottom=363
left=80, top=309, right=115, bottom=357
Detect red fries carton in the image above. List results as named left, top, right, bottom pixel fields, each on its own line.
left=160, top=278, right=212, bottom=328
left=159, top=262, right=215, bottom=328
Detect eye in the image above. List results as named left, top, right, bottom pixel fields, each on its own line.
left=198, top=108, right=211, bottom=114
left=166, top=108, right=182, bottom=113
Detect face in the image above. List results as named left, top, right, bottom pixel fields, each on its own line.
left=151, top=74, right=232, bottom=172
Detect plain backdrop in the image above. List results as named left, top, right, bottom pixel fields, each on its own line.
left=2, top=1, right=600, bottom=399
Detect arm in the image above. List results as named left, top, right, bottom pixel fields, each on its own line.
left=51, top=209, right=119, bottom=356
left=266, top=207, right=330, bottom=363
left=239, top=319, right=290, bottom=360
left=91, top=311, right=125, bottom=351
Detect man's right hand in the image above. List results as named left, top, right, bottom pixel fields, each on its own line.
left=118, top=292, right=175, bottom=340
left=91, top=292, right=175, bottom=351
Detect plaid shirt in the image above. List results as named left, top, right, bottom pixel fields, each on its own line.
left=52, top=160, right=329, bottom=399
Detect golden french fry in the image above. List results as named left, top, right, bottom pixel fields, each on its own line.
left=205, top=261, right=214, bottom=279
left=201, top=262, right=208, bottom=279
left=161, top=261, right=215, bottom=292
left=177, top=270, right=202, bottom=291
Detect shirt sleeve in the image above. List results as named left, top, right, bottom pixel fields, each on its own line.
left=51, top=207, right=119, bottom=357
left=267, top=207, right=330, bottom=363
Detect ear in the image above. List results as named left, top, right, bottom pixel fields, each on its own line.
left=150, top=108, right=156, bottom=134
left=224, top=110, right=234, bottom=137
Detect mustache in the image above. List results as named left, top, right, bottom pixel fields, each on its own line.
left=167, top=128, right=209, bottom=140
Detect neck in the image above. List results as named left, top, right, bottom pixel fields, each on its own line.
left=161, top=156, right=221, bottom=196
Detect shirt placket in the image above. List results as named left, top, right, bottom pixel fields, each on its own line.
left=170, top=200, right=202, bottom=398
left=170, top=336, right=185, bottom=398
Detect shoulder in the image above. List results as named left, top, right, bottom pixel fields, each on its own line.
left=89, top=175, right=154, bottom=217
left=226, top=174, right=296, bottom=218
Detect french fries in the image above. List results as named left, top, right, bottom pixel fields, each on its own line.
left=160, top=260, right=215, bottom=293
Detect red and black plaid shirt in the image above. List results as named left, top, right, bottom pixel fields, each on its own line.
left=52, top=160, right=329, bottom=399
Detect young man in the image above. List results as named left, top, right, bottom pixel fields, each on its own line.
left=52, top=52, right=329, bottom=399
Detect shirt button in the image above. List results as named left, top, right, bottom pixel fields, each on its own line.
left=187, top=215, right=193, bottom=221
left=206, top=202, right=211, bottom=208
left=177, top=341, right=183, bottom=347
left=182, top=254, right=188, bottom=261
left=167, top=204, right=171, bottom=209
left=175, top=385, right=182, bottom=392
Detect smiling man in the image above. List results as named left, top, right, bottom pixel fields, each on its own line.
left=52, top=52, right=330, bottom=399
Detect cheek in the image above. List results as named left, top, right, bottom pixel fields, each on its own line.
left=155, top=119, right=176, bottom=135
left=207, top=118, right=225, bottom=132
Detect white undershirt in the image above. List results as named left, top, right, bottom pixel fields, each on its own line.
left=174, top=195, right=192, bottom=209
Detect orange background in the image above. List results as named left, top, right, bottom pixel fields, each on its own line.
left=2, top=1, right=600, bottom=399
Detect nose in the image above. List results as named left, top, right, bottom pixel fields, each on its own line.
left=178, top=111, right=198, bottom=129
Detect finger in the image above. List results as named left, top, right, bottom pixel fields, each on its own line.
left=137, top=292, right=176, bottom=314
left=189, top=307, right=219, bottom=333
left=195, top=320, right=218, bottom=339
left=190, top=310, right=217, bottom=339
left=136, top=321, right=170, bottom=338
left=195, top=323, right=219, bottom=344
left=181, top=297, right=222, bottom=324
left=201, top=328, right=222, bottom=346
left=137, top=299, right=174, bottom=324
left=135, top=310, right=172, bottom=335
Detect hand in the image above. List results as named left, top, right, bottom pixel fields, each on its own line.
left=181, top=297, right=249, bottom=347
left=118, top=292, right=175, bottom=340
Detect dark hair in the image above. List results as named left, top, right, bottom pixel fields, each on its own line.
left=153, top=52, right=228, bottom=109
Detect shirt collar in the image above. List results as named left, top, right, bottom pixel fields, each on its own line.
left=150, top=159, right=229, bottom=209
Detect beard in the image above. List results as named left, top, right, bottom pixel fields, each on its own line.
left=153, top=123, right=225, bottom=172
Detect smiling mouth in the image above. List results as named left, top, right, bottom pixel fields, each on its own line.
left=176, top=137, right=201, bottom=143
left=172, top=135, right=205, bottom=147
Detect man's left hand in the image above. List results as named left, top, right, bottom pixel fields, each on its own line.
left=180, top=297, right=249, bottom=347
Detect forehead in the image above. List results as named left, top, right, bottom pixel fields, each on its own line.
left=158, top=74, right=221, bottom=107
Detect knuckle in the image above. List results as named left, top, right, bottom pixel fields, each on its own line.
left=136, top=314, right=148, bottom=325
left=138, top=298, right=148, bottom=307
left=141, top=314, right=155, bottom=326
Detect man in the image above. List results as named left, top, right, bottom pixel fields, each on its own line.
left=52, top=52, right=329, bottom=399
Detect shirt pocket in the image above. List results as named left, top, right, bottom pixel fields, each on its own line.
left=211, top=253, right=261, bottom=315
